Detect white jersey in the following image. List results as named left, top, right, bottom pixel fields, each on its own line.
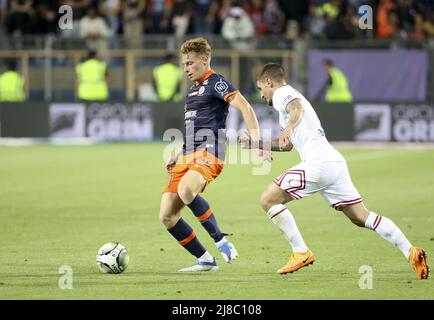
left=272, top=84, right=344, bottom=162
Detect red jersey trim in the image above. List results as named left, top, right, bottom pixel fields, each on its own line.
left=195, top=69, right=216, bottom=85
left=224, top=90, right=240, bottom=102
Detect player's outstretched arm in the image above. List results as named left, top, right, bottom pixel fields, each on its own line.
left=239, top=135, right=292, bottom=152
left=229, top=93, right=272, bottom=161
left=228, top=93, right=260, bottom=143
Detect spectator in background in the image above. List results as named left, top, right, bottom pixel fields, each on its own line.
left=285, top=19, right=299, bottom=41
left=342, top=4, right=359, bottom=37
left=30, top=0, right=57, bottom=34
left=122, top=0, right=145, bottom=46
left=250, top=0, right=268, bottom=36
left=75, top=49, right=109, bottom=101
left=216, top=0, right=234, bottom=33
left=99, top=0, right=122, bottom=36
left=263, top=0, right=285, bottom=34
left=221, top=6, right=255, bottom=50
left=303, top=2, right=326, bottom=39
left=79, top=6, right=110, bottom=54
left=376, top=0, right=397, bottom=39
left=0, top=59, right=25, bottom=102
left=152, top=53, right=182, bottom=102
left=171, top=0, right=192, bottom=38
left=192, top=0, right=218, bottom=34
left=407, top=14, right=425, bottom=41
left=386, top=10, right=401, bottom=39
left=277, top=0, right=309, bottom=34
left=423, top=12, right=434, bottom=38
left=322, top=0, right=341, bottom=20
left=0, top=0, right=7, bottom=35
left=5, top=0, right=33, bottom=35
left=321, top=0, right=358, bottom=40
left=396, top=0, right=421, bottom=36
left=147, top=0, right=171, bottom=33
left=324, top=11, right=356, bottom=40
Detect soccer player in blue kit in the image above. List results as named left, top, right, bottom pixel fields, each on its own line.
left=160, top=37, right=270, bottom=272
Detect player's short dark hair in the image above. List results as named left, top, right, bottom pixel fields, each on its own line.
left=257, top=63, right=285, bottom=82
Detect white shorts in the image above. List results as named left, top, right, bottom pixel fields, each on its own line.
left=273, top=161, right=363, bottom=211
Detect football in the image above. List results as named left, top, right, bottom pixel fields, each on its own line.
left=96, top=242, right=129, bottom=274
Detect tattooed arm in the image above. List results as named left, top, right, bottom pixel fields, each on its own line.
left=239, top=137, right=293, bottom=152
left=279, top=98, right=304, bottom=149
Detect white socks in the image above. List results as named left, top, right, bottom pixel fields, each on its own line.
left=266, top=206, right=412, bottom=260
left=267, top=204, right=308, bottom=253
left=365, top=211, right=412, bottom=259
left=198, top=251, right=214, bottom=263
left=215, top=237, right=228, bottom=248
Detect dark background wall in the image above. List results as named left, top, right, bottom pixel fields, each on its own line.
left=1, top=102, right=433, bottom=143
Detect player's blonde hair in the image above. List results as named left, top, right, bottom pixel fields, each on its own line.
left=180, top=37, right=212, bottom=58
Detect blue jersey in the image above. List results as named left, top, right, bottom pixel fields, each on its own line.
left=183, top=70, right=239, bottom=160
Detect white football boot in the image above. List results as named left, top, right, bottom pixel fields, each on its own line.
left=216, top=240, right=238, bottom=263
left=178, top=258, right=218, bottom=272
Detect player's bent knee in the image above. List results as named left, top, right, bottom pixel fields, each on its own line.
left=260, top=191, right=274, bottom=212
left=177, top=183, right=194, bottom=204
left=177, top=171, right=206, bottom=204
left=159, top=212, right=178, bottom=229
left=158, top=211, right=169, bottom=225
left=342, top=203, right=369, bottom=228
left=348, top=216, right=365, bottom=227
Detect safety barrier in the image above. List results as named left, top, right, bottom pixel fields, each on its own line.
left=1, top=102, right=433, bottom=143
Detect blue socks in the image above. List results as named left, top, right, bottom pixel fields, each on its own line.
left=168, top=218, right=206, bottom=258
left=187, top=195, right=224, bottom=242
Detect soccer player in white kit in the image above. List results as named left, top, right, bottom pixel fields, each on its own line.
left=245, top=63, right=429, bottom=279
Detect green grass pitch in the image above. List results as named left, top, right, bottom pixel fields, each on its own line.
left=0, top=143, right=433, bottom=299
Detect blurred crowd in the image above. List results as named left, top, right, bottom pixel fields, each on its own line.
left=0, top=0, right=433, bottom=43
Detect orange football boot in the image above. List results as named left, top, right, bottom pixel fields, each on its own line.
left=409, top=247, right=429, bottom=280
left=277, top=249, right=316, bottom=275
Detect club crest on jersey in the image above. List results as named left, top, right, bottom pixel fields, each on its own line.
left=198, top=86, right=205, bottom=95
left=214, top=79, right=229, bottom=96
